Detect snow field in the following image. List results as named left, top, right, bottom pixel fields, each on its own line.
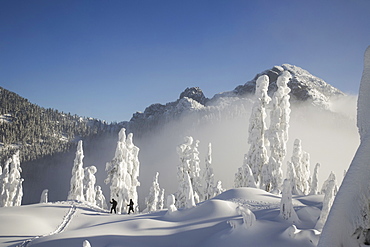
left=0, top=188, right=323, bottom=247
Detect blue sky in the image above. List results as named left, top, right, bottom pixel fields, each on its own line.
left=1, top=0, right=369, bottom=122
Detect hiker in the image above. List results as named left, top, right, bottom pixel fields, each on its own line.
left=110, top=198, right=117, bottom=214
left=127, top=199, right=134, bottom=214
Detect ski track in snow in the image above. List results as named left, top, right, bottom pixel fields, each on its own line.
left=16, top=202, right=77, bottom=247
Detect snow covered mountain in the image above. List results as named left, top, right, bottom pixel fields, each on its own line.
left=0, top=64, right=358, bottom=208
left=127, top=64, right=345, bottom=136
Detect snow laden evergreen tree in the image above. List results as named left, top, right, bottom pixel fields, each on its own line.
left=175, top=136, right=202, bottom=208
left=0, top=159, right=10, bottom=207
left=245, top=75, right=271, bottom=186
left=309, top=163, right=320, bottom=195
left=125, top=133, right=141, bottom=213
left=266, top=71, right=292, bottom=192
left=290, top=139, right=310, bottom=195
left=315, top=179, right=336, bottom=230
left=95, top=185, right=107, bottom=210
left=68, top=140, right=85, bottom=202
left=166, top=194, right=177, bottom=214
left=2, top=151, right=24, bottom=207
left=158, top=188, right=165, bottom=210
left=203, top=143, right=224, bottom=200
left=84, top=166, right=97, bottom=204
left=105, top=128, right=140, bottom=214
left=143, top=172, right=161, bottom=213
left=185, top=172, right=196, bottom=209
left=234, top=155, right=257, bottom=188
left=320, top=171, right=338, bottom=196
left=280, top=179, right=299, bottom=223
left=318, top=46, right=370, bottom=247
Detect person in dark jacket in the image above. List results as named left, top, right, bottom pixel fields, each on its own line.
left=127, top=199, right=134, bottom=214
left=110, top=198, right=117, bottom=214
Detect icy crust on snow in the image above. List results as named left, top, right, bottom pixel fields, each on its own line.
left=318, top=46, right=370, bottom=247
left=0, top=188, right=323, bottom=247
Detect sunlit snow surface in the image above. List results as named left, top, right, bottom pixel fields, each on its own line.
left=0, top=188, right=322, bottom=247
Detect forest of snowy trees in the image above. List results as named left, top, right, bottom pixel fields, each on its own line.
left=0, top=86, right=121, bottom=164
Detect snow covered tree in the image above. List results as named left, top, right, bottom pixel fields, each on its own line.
left=166, top=194, right=177, bottom=214
left=286, top=161, right=299, bottom=195
left=105, top=128, right=140, bottom=214
left=290, top=139, right=310, bottom=195
left=245, top=75, right=271, bottom=185
left=267, top=71, right=292, bottom=192
left=214, top=181, right=224, bottom=196
left=185, top=172, right=196, bottom=209
left=176, top=136, right=202, bottom=208
left=143, top=172, right=160, bottom=213
left=68, top=140, right=85, bottom=202
left=84, top=166, right=97, bottom=204
left=95, top=186, right=107, bottom=210
left=0, top=159, right=10, bottom=207
left=280, top=179, right=299, bottom=223
left=234, top=156, right=257, bottom=188
left=237, top=205, right=256, bottom=229
left=125, top=133, right=140, bottom=213
left=40, top=189, right=48, bottom=203
left=315, top=179, right=336, bottom=230
left=318, top=46, right=370, bottom=247
left=203, top=143, right=223, bottom=200
left=309, top=163, right=320, bottom=195
left=4, top=151, right=24, bottom=207
left=158, top=188, right=165, bottom=210
left=320, top=171, right=338, bottom=196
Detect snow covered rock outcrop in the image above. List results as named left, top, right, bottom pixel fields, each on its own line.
left=318, top=46, right=370, bottom=246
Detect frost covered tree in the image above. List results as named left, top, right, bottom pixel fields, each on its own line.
left=320, top=172, right=338, bottom=196
left=158, top=188, right=165, bottom=210
left=68, top=140, right=85, bottom=202
left=185, top=172, right=196, bottom=209
left=315, top=179, right=336, bottom=230
left=1, top=151, right=24, bottom=207
left=290, top=139, right=310, bottom=195
left=309, top=163, right=320, bottom=195
left=176, top=136, right=202, bottom=208
left=245, top=75, right=271, bottom=185
left=203, top=143, right=223, bottom=200
left=280, top=179, right=299, bottom=223
left=125, top=133, right=140, bottom=213
left=0, top=159, right=10, bottom=207
left=267, top=71, right=291, bottom=192
left=237, top=206, right=256, bottom=229
left=318, top=46, right=370, bottom=247
left=166, top=194, right=177, bottom=214
left=235, top=156, right=257, bottom=189
left=143, top=172, right=160, bottom=213
left=40, top=189, right=48, bottom=203
left=105, top=128, right=140, bottom=214
left=84, top=166, right=97, bottom=204
left=95, top=186, right=107, bottom=210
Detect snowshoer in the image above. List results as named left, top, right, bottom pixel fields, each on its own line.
left=110, top=198, right=117, bottom=214
left=128, top=199, right=134, bottom=214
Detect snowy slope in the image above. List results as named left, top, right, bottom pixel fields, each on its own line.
left=0, top=188, right=323, bottom=247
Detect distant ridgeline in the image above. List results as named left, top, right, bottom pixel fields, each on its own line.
left=0, top=86, right=123, bottom=164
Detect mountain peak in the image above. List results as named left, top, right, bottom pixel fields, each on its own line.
left=233, top=64, right=344, bottom=108
left=179, top=87, right=208, bottom=105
